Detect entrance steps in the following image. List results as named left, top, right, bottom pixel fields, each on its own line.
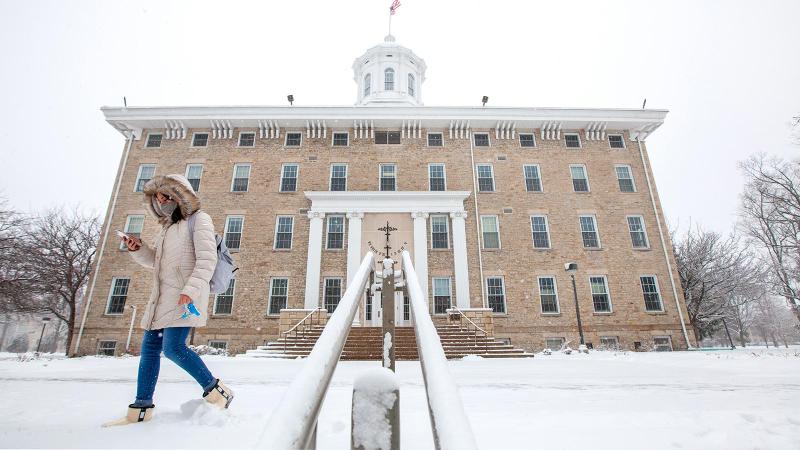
left=242, top=324, right=534, bottom=360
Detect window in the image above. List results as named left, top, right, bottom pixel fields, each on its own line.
left=408, top=73, right=415, bottom=97
left=280, top=164, right=298, bottom=192
left=570, top=165, right=589, bottom=192
left=324, top=278, right=343, bottom=313
left=519, top=134, right=536, bottom=148
left=274, top=216, right=294, bottom=249
left=120, top=215, right=145, bottom=250
left=653, top=336, right=673, bottom=351
left=192, top=133, right=209, bottom=147
left=363, top=73, right=371, bottom=97
left=97, top=341, right=117, bottom=356
left=627, top=216, right=649, bottom=248
left=267, top=278, right=289, bottom=315
left=579, top=215, right=600, bottom=248
left=590, top=276, right=611, bottom=312
left=231, top=164, right=251, bottom=192
left=330, top=164, right=347, bottom=191
left=134, top=164, right=155, bottom=192
left=403, top=296, right=410, bottom=321
left=145, top=133, right=162, bottom=148
left=285, top=132, right=302, bottom=147
left=432, top=277, right=452, bottom=314
left=208, top=341, right=228, bottom=351
left=238, top=132, right=255, bottom=147
left=214, top=279, right=235, bottom=315
left=641, top=276, right=663, bottom=312
left=545, top=337, right=565, bottom=351
left=431, top=215, right=449, bottom=249
left=608, top=134, right=625, bottom=149
left=486, top=277, right=506, bottom=313
left=326, top=215, right=345, bottom=249
left=473, top=133, right=490, bottom=147
left=564, top=133, right=581, bottom=148
left=380, top=164, right=396, bottom=191
left=375, top=131, right=401, bottom=144
left=106, top=278, right=129, bottom=315
left=366, top=295, right=373, bottom=321
left=185, top=164, right=203, bottom=192
left=523, top=165, right=542, bottom=192
left=427, top=133, right=443, bottom=147
left=477, top=164, right=494, bottom=192
left=429, top=164, right=446, bottom=191
left=599, top=336, right=619, bottom=350
left=384, top=68, right=395, bottom=91
left=530, top=215, right=550, bottom=249
left=224, top=216, right=244, bottom=250
left=538, top=277, right=559, bottom=314
left=481, top=216, right=500, bottom=249
left=615, top=165, right=636, bottom=192
left=333, top=132, right=349, bottom=146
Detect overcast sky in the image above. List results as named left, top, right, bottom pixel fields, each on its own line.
left=1, top=0, right=798, bottom=235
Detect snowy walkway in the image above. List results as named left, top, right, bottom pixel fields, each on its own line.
left=1, top=348, right=798, bottom=449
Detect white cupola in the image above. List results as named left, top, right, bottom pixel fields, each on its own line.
left=352, top=35, right=427, bottom=106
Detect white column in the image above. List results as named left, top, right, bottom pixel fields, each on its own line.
left=450, top=211, right=471, bottom=308
left=346, top=212, right=364, bottom=325
left=412, top=212, right=429, bottom=301
left=304, top=211, right=325, bottom=309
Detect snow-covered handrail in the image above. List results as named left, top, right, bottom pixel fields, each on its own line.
left=401, top=250, right=478, bottom=450
left=256, top=251, right=376, bottom=450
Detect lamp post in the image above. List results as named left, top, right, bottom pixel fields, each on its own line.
left=35, top=317, right=51, bottom=354
left=564, top=262, right=585, bottom=346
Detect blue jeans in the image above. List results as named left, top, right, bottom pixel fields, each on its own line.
left=135, top=327, right=216, bottom=405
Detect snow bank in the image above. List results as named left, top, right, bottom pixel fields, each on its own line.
left=352, top=367, right=399, bottom=450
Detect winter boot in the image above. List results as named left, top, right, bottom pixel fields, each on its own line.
left=202, top=379, right=234, bottom=409
left=101, top=404, right=154, bottom=427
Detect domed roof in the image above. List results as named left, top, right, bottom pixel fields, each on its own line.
left=352, top=35, right=427, bottom=106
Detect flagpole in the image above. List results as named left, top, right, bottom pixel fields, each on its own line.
left=388, top=7, right=392, bottom=36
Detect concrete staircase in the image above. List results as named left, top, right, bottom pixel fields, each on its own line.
left=242, top=324, right=534, bottom=359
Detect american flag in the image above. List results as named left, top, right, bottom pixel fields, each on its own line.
left=390, top=0, right=401, bottom=15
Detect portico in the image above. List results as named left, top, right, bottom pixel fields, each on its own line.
left=303, top=191, right=472, bottom=319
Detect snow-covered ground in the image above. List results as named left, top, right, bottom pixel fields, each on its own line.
left=1, top=347, right=798, bottom=449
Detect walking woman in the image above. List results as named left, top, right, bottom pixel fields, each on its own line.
left=104, top=174, right=234, bottom=427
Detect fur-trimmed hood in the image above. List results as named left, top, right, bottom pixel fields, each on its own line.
left=142, top=174, right=200, bottom=225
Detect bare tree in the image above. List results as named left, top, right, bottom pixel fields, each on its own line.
left=674, top=226, right=759, bottom=341
left=739, top=154, right=800, bottom=322
left=0, top=196, right=30, bottom=314
left=9, top=208, right=100, bottom=354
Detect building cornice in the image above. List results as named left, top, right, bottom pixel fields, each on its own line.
left=101, top=104, right=667, bottom=141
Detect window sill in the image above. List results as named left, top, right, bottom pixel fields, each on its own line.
left=325, top=248, right=346, bottom=252
left=492, top=313, right=508, bottom=317
left=583, top=248, right=603, bottom=251
left=532, top=247, right=551, bottom=251
left=541, top=313, right=561, bottom=317
left=230, top=191, right=249, bottom=194
left=481, top=248, right=502, bottom=252
left=592, top=312, right=614, bottom=316
left=103, top=313, right=124, bottom=317
left=645, top=310, right=667, bottom=315
left=632, top=247, right=651, bottom=251
left=477, top=191, right=497, bottom=194
left=430, top=248, right=451, bottom=252
left=279, top=191, right=298, bottom=194
left=265, top=315, right=280, bottom=319
left=229, top=249, right=241, bottom=253
left=283, top=146, right=302, bottom=149
left=272, top=248, right=292, bottom=252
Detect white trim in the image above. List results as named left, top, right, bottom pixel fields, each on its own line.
left=426, top=132, right=444, bottom=148
left=280, top=163, right=300, bottom=193
left=626, top=214, right=650, bottom=249
left=223, top=215, right=245, bottom=251
left=476, top=163, right=495, bottom=192
left=329, top=163, right=348, bottom=191
left=322, top=277, right=344, bottom=312
left=529, top=215, right=551, bottom=249
left=480, top=215, right=501, bottom=249
left=537, top=275, right=560, bottom=314
left=431, top=277, right=453, bottom=315
left=472, top=132, right=491, bottom=147
left=231, top=163, right=251, bottom=192
left=331, top=131, right=349, bottom=147
left=579, top=214, right=601, bottom=249
left=213, top=279, right=236, bottom=315
left=522, top=164, right=543, bottom=192
left=267, top=277, right=289, bottom=316
left=145, top=132, right=162, bottom=148
left=485, top=276, right=507, bottom=314
left=614, top=164, right=636, bottom=192
left=190, top=132, right=209, bottom=148
left=97, top=340, right=118, bottom=356
left=588, top=275, right=613, bottom=313
left=237, top=131, right=256, bottom=147
left=428, top=163, right=447, bottom=191
left=120, top=214, right=145, bottom=250
left=378, top=163, right=397, bottom=191
left=134, top=164, right=156, bottom=192
left=185, top=163, right=204, bottom=191
left=429, top=214, right=450, bottom=249
left=518, top=133, right=537, bottom=148
left=569, top=164, right=590, bottom=192
left=640, top=274, right=665, bottom=312
left=273, top=215, right=295, bottom=250
left=564, top=132, right=582, bottom=148
left=608, top=133, right=626, bottom=149
left=284, top=132, right=303, bottom=147
left=305, top=191, right=470, bottom=214
left=325, top=214, right=346, bottom=250
left=104, top=277, right=130, bottom=316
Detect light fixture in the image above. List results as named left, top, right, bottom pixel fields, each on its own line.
left=482, top=95, right=489, bottom=107
left=287, top=94, right=294, bottom=106
left=564, top=262, right=585, bottom=345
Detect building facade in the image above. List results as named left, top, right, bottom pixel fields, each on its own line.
left=74, top=36, right=694, bottom=356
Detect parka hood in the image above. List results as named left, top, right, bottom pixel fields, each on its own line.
left=142, top=174, right=200, bottom=225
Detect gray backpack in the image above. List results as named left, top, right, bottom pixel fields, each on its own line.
left=187, top=212, right=238, bottom=294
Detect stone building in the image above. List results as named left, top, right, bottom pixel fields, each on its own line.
left=74, top=36, right=694, bottom=356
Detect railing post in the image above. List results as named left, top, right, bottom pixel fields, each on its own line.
left=381, top=258, right=396, bottom=372
left=351, top=367, right=400, bottom=450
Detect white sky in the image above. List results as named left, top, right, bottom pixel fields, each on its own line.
left=1, top=0, right=798, bottom=234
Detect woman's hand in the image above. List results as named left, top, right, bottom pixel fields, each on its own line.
left=123, top=235, right=142, bottom=252
left=178, top=294, right=192, bottom=305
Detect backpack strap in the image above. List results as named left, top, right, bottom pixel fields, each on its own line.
left=187, top=211, right=198, bottom=236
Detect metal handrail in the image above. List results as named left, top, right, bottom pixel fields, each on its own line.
left=450, top=307, right=488, bottom=336
left=281, top=307, right=324, bottom=354
left=402, top=250, right=478, bottom=450
left=256, top=251, right=375, bottom=450
left=449, top=307, right=490, bottom=354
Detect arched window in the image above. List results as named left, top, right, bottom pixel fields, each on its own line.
left=363, top=73, right=371, bottom=97
left=384, top=68, right=395, bottom=91
left=408, top=74, right=415, bottom=97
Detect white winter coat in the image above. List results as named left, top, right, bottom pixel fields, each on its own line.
left=129, top=174, right=217, bottom=330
